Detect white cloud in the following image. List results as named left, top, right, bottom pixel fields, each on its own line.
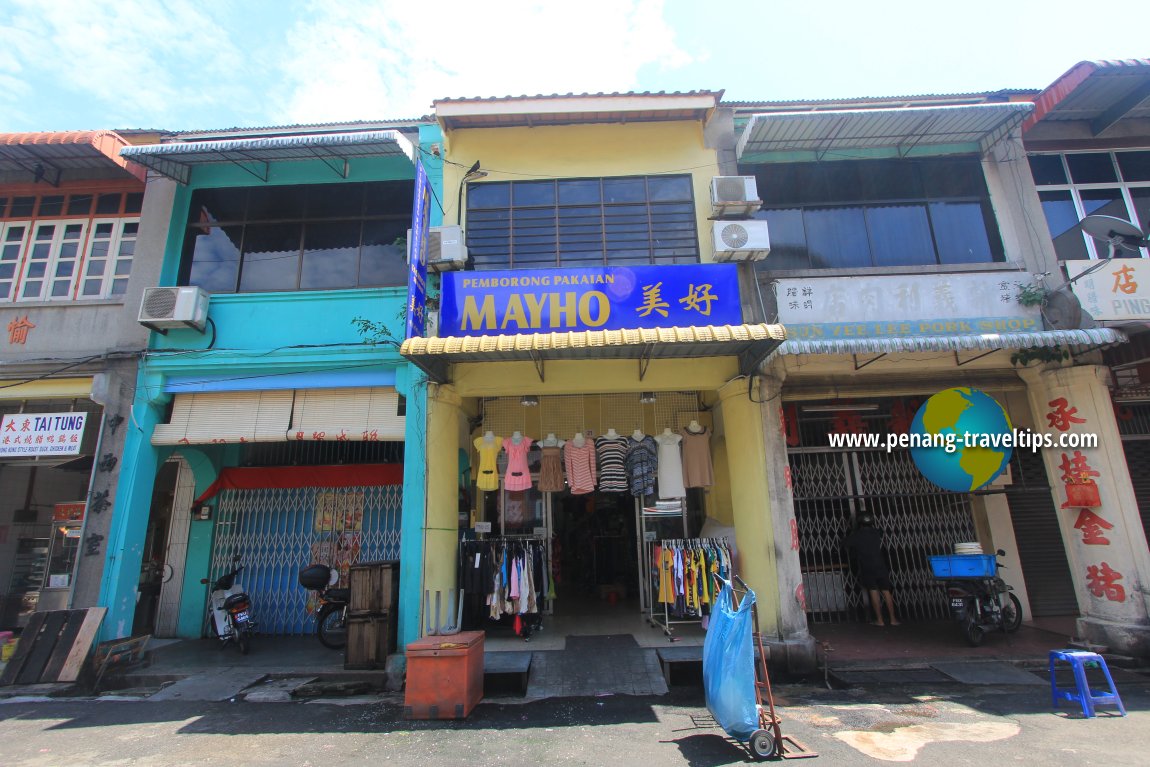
left=274, top=0, right=692, bottom=124
left=1, top=0, right=249, bottom=129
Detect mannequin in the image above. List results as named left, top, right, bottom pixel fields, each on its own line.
left=605, top=428, right=619, bottom=439
left=542, top=432, right=563, bottom=447
left=571, top=432, right=585, bottom=447
left=632, top=428, right=645, bottom=441
left=662, top=427, right=674, bottom=437
left=474, top=431, right=503, bottom=492
left=597, top=428, right=629, bottom=492
left=484, top=430, right=496, bottom=442
left=685, top=420, right=704, bottom=434
left=502, top=431, right=533, bottom=491
left=538, top=432, right=566, bottom=492
left=510, top=430, right=524, bottom=444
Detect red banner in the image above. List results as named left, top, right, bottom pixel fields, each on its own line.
left=195, top=464, right=402, bottom=503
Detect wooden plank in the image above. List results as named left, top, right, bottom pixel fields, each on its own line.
left=16, top=611, right=68, bottom=685
left=55, top=608, right=106, bottom=683
left=40, top=610, right=87, bottom=683
left=0, top=611, right=47, bottom=686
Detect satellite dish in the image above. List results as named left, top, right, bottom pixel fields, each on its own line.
left=1081, top=214, right=1149, bottom=260
left=1042, top=285, right=1085, bottom=330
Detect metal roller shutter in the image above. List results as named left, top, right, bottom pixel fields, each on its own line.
left=1005, top=449, right=1079, bottom=616
left=1121, top=439, right=1150, bottom=543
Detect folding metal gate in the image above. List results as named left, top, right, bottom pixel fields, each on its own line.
left=790, top=448, right=977, bottom=623
left=208, top=484, right=402, bottom=635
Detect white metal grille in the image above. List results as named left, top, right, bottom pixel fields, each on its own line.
left=209, top=484, right=402, bottom=635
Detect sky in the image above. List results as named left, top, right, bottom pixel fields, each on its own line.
left=1, top=0, right=1149, bottom=133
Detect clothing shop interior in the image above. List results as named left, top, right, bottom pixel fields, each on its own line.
left=459, top=391, right=737, bottom=651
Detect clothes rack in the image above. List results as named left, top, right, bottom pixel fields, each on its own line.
left=646, top=536, right=733, bottom=640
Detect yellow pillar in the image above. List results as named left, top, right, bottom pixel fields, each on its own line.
left=718, top=377, right=779, bottom=634
left=422, top=383, right=465, bottom=633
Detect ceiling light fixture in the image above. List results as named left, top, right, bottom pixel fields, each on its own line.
left=639, top=392, right=657, bottom=404
left=520, top=395, right=539, bottom=407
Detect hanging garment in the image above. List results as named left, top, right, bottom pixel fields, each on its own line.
left=474, top=435, right=504, bottom=491
left=659, top=546, right=676, bottom=604
left=596, top=434, right=630, bottom=492
left=564, top=440, right=598, bottom=494
left=538, top=445, right=565, bottom=492
left=625, top=435, right=658, bottom=497
left=654, top=431, right=686, bottom=499
left=503, top=436, right=534, bottom=492
left=679, top=426, right=714, bottom=488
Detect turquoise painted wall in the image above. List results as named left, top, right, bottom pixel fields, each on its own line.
left=101, top=138, right=441, bottom=642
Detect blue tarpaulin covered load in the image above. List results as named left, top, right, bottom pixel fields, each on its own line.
left=702, top=579, right=759, bottom=741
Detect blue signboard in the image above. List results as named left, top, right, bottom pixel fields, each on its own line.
left=405, top=160, right=431, bottom=339
left=439, top=264, right=742, bottom=337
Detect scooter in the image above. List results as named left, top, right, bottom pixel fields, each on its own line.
left=940, top=548, right=1023, bottom=646
left=298, top=564, right=349, bottom=650
left=201, top=565, right=256, bottom=654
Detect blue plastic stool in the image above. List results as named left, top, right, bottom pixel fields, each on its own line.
left=1049, top=650, right=1126, bottom=717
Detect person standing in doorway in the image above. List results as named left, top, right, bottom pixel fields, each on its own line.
left=846, top=515, right=899, bottom=626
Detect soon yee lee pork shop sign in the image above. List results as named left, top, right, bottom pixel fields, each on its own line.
left=438, top=264, right=742, bottom=336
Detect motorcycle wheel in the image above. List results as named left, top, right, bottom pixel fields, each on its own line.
left=237, top=632, right=251, bottom=655
left=317, top=604, right=348, bottom=650
left=964, top=618, right=984, bottom=647
left=1002, top=593, right=1023, bottom=633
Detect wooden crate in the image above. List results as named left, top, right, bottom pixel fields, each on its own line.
left=345, top=613, right=395, bottom=670
left=348, top=561, right=399, bottom=616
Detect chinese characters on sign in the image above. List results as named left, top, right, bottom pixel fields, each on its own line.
left=7, top=315, right=35, bottom=345
left=1067, top=259, right=1150, bottom=321
left=438, top=264, right=742, bottom=336
left=775, top=273, right=1041, bottom=339
left=0, top=412, right=86, bottom=457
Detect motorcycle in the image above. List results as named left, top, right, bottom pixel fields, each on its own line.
left=939, top=548, right=1023, bottom=646
left=201, top=564, right=256, bottom=654
left=299, top=564, right=349, bottom=650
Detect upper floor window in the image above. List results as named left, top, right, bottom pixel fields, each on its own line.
left=180, top=181, right=413, bottom=294
left=745, top=158, right=1005, bottom=271
left=1029, top=151, right=1150, bottom=261
left=465, top=175, right=700, bottom=270
left=0, top=191, right=141, bottom=303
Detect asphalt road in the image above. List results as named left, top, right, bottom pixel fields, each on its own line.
left=0, top=681, right=1146, bottom=766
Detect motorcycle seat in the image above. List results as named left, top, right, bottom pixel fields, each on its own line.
left=326, top=588, right=350, bottom=602
left=223, top=593, right=250, bottom=609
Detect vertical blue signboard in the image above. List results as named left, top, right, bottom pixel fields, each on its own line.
left=405, top=160, right=430, bottom=339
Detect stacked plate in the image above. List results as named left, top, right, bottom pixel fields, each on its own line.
left=954, top=542, right=983, bottom=555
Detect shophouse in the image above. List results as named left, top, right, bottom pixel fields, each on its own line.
left=399, top=92, right=808, bottom=664
left=99, top=122, right=436, bottom=644
left=0, top=130, right=156, bottom=631
left=735, top=83, right=1148, bottom=656
left=1021, top=59, right=1150, bottom=654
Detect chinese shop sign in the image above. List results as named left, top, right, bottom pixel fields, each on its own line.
left=1067, top=259, right=1150, bottom=321
left=775, top=272, right=1040, bottom=339
left=439, top=264, right=741, bottom=336
left=0, top=412, right=86, bottom=457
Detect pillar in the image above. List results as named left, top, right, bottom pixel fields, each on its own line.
left=1021, top=364, right=1150, bottom=655
left=417, top=383, right=466, bottom=637
left=397, top=367, right=429, bottom=649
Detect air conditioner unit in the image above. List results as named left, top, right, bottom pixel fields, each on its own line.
left=712, top=220, right=770, bottom=262
left=138, top=286, right=210, bottom=333
left=427, top=225, right=468, bottom=272
left=710, top=176, right=762, bottom=217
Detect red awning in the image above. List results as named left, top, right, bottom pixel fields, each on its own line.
left=195, top=463, right=403, bottom=503
left=0, top=130, right=146, bottom=182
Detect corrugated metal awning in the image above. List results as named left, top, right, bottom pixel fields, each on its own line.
left=736, top=102, right=1033, bottom=162
left=400, top=323, right=786, bottom=383
left=0, top=130, right=145, bottom=183
left=1023, top=59, right=1150, bottom=135
left=120, top=130, right=415, bottom=184
left=767, top=328, right=1127, bottom=363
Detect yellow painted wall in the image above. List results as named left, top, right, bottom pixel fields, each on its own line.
left=452, top=357, right=740, bottom=399
left=444, top=121, right=720, bottom=260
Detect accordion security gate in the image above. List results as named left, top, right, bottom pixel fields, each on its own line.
left=790, top=448, right=977, bottom=623
left=208, top=484, right=402, bottom=635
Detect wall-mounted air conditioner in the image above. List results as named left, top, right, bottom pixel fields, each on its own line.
left=710, top=176, right=762, bottom=217
left=427, top=225, right=467, bottom=272
left=138, top=286, right=210, bottom=333
left=712, top=220, right=770, bottom=262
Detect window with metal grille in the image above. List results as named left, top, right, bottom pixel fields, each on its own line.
left=1029, top=151, right=1150, bottom=261
left=465, top=175, right=700, bottom=270
left=743, top=157, right=1005, bottom=271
